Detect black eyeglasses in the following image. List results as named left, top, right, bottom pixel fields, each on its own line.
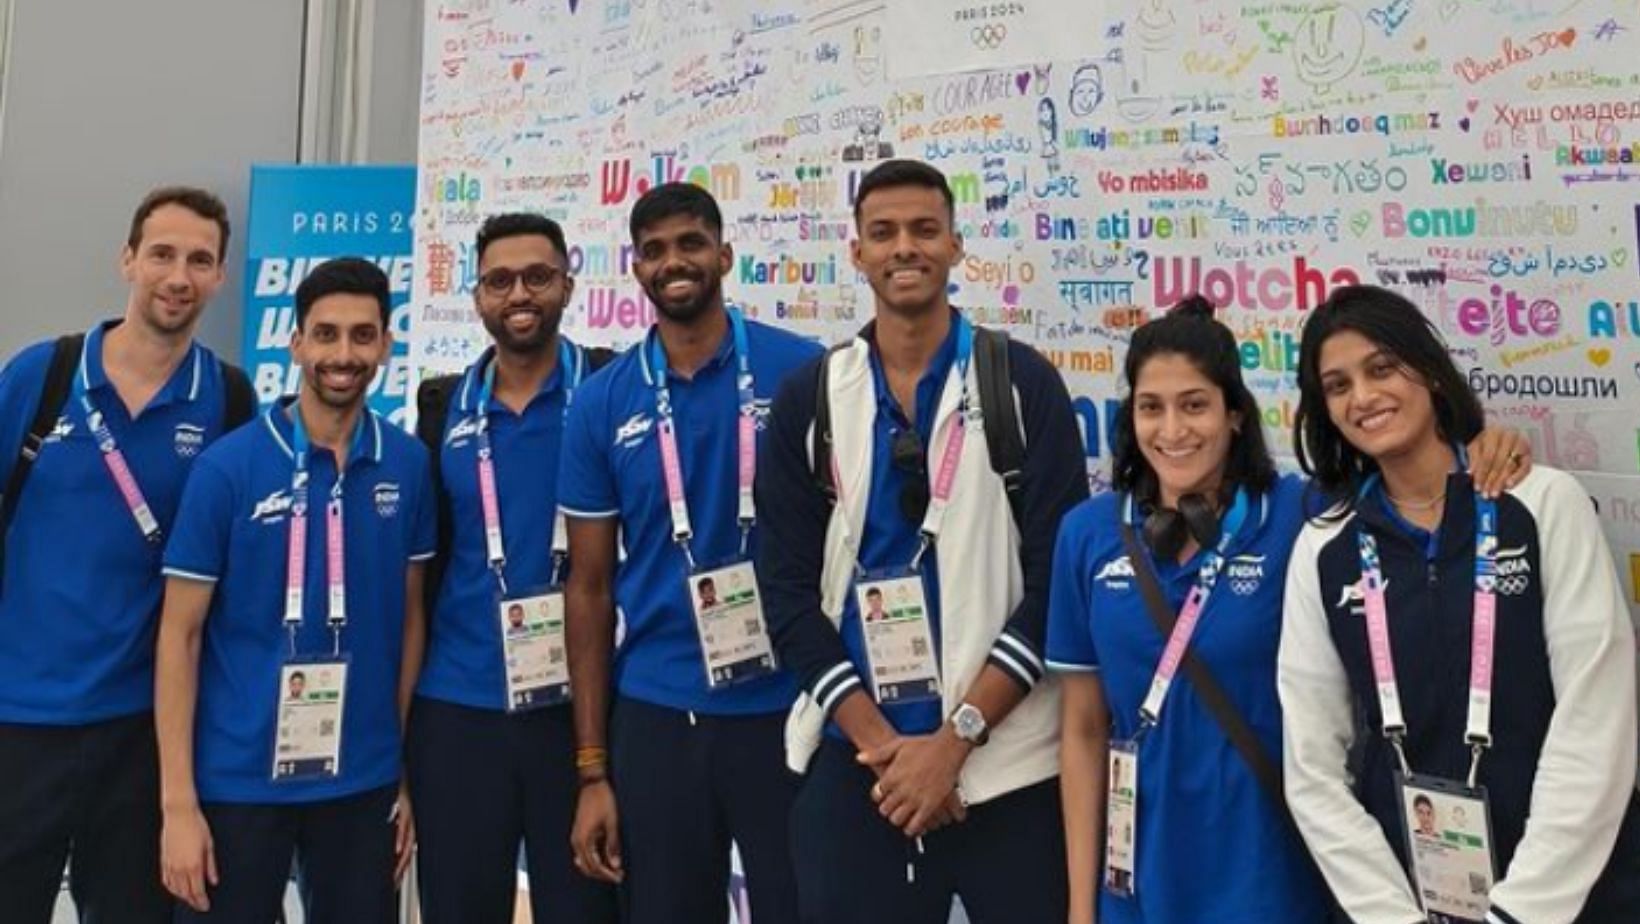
left=891, top=428, right=929, bottom=523
left=478, top=263, right=565, bottom=298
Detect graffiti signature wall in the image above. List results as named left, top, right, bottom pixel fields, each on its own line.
left=411, top=0, right=1640, bottom=625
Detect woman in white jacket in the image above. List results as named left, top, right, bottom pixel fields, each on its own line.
left=1280, top=284, right=1640, bottom=924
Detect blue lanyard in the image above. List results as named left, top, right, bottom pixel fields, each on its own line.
left=285, top=405, right=365, bottom=655
left=72, top=349, right=163, bottom=543
left=474, top=341, right=585, bottom=589
left=646, top=309, right=756, bottom=567
left=1354, top=462, right=1498, bottom=786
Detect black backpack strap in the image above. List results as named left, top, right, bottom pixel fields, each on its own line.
left=218, top=360, right=256, bottom=430
left=416, top=374, right=461, bottom=612
left=582, top=346, right=616, bottom=373
left=0, top=333, right=85, bottom=577
left=810, top=343, right=854, bottom=503
left=973, top=327, right=1026, bottom=528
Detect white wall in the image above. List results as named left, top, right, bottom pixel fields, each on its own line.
left=0, top=0, right=424, bottom=361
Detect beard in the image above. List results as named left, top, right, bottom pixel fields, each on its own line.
left=481, top=301, right=560, bottom=356
left=642, top=268, right=721, bottom=324
left=137, top=291, right=204, bottom=337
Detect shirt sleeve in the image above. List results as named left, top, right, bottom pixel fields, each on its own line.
left=1485, top=471, right=1639, bottom=924
left=161, top=456, right=236, bottom=584
left=755, top=356, right=863, bottom=719
left=986, top=345, right=1091, bottom=692
left=1045, top=504, right=1099, bottom=672
left=557, top=376, right=619, bottom=519
left=407, top=444, right=437, bottom=562
left=1278, top=522, right=1426, bottom=924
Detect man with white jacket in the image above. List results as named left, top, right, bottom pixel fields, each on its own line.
left=757, top=159, right=1088, bottom=923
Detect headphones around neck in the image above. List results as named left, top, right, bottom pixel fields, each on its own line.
left=1142, top=492, right=1223, bottom=560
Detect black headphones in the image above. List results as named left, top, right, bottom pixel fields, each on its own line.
left=1141, top=492, right=1223, bottom=560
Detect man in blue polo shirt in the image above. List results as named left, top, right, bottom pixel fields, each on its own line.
left=154, top=258, right=435, bottom=922
left=407, top=212, right=617, bottom=924
left=560, top=182, right=821, bottom=923
left=757, top=160, right=1087, bottom=923
left=0, top=186, right=246, bottom=924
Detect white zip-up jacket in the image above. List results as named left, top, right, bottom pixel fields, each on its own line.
left=755, top=321, right=1088, bottom=805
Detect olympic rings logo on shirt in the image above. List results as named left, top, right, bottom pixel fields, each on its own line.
left=1497, top=574, right=1530, bottom=596
left=971, top=24, right=1007, bottom=49
left=1229, top=578, right=1260, bottom=596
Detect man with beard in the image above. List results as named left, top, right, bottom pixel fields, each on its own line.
left=559, top=183, right=820, bottom=923
left=0, top=186, right=252, bottom=923
left=406, top=213, right=617, bottom=924
left=155, top=258, right=434, bottom=922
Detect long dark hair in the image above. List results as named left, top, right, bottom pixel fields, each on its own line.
left=1112, top=295, right=1277, bottom=510
left=1293, top=284, right=1485, bottom=511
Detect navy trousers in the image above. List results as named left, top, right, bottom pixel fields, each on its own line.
left=406, top=696, right=616, bottom=924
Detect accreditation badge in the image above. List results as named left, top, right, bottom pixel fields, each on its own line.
left=1397, top=772, right=1497, bottom=924
left=271, top=656, right=349, bottom=782
left=499, top=588, right=571, bottom=712
left=855, top=570, right=940, bottom=704
left=1104, top=740, right=1139, bottom=898
left=689, top=559, right=777, bottom=689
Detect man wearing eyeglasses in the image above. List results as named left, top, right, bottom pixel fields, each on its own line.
left=756, top=159, right=1087, bottom=923
left=405, top=213, right=618, bottom=924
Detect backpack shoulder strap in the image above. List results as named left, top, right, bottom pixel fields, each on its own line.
left=810, top=343, right=853, bottom=502
left=1, top=333, right=85, bottom=568
left=218, top=360, right=256, bottom=430
left=973, top=326, right=1026, bottom=526
left=416, top=374, right=461, bottom=612
left=582, top=346, right=617, bottom=373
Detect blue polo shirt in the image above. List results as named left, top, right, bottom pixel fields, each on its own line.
left=558, top=316, right=821, bottom=715
left=1045, top=474, right=1328, bottom=924
left=0, top=321, right=236, bottom=725
left=162, top=402, right=436, bottom=804
left=827, top=317, right=960, bottom=739
left=417, top=343, right=593, bottom=710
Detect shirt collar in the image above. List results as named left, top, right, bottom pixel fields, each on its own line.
left=455, top=344, right=569, bottom=415
left=262, top=396, right=384, bottom=469
left=639, top=314, right=737, bottom=387
left=863, top=309, right=962, bottom=419
left=79, top=319, right=206, bottom=406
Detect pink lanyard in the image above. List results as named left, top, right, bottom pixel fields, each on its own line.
left=73, top=349, right=162, bottom=542
left=284, top=407, right=359, bottom=656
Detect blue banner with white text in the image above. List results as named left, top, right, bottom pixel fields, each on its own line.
left=243, top=164, right=417, bottom=428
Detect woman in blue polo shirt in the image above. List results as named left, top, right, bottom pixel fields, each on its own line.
left=1280, top=284, right=1640, bottom=924
left=1047, top=297, right=1529, bottom=924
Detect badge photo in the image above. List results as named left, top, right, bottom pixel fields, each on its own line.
left=272, top=656, right=350, bottom=782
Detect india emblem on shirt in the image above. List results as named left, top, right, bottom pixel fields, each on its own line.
left=1226, top=553, right=1266, bottom=596
left=374, top=482, right=401, bottom=518
left=174, top=422, right=206, bottom=458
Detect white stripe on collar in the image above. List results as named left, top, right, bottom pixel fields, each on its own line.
left=186, top=346, right=203, bottom=401
left=263, top=410, right=295, bottom=460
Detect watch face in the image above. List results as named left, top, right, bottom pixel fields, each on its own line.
left=956, top=706, right=984, bottom=739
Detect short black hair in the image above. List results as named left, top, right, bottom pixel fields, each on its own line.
left=865, top=587, right=883, bottom=598
left=289, top=671, right=306, bottom=683
left=475, top=212, right=570, bottom=265
left=1414, top=794, right=1434, bottom=811
left=295, top=257, right=391, bottom=329
left=852, top=159, right=955, bottom=225
left=630, top=182, right=723, bottom=243
left=128, top=185, right=231, bottom=260
left=1294, top=284, right=1485, bottom=512
left=1111, top=295, right=1277, bottom=506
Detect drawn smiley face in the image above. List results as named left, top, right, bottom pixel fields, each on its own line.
left=1068, top=63, right=1104, bottom=116
left=1292, top=5, right=1364, bottom=91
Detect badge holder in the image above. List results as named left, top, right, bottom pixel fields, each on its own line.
left=272, top=653, right=350, bottom=782
left=1396, top=771, right=1497, bottom=924
left=1104, top=738, right=1139, bottom=897
left=498, top=584, right=572, bottom=712
left=689, top=558, right=777, bottom=689
left=854, top=568, right=940, bottom=704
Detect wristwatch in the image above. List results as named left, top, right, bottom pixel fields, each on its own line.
left=950, top=702, right=990, bottom=746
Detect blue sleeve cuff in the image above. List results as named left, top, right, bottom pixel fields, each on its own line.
left=988, top=628, right=1046, bottom=690
left=810, top=661, right=864, bottom=719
